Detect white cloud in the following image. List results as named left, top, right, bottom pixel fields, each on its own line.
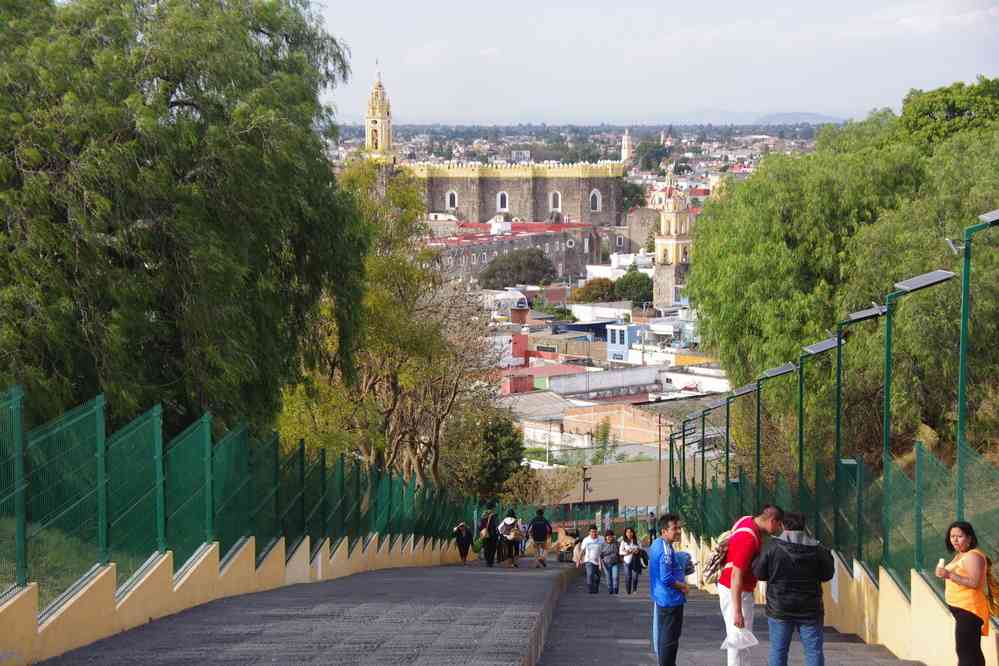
left=479, top=47, right=501, bottom=58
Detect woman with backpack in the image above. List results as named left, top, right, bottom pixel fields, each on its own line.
left=478, top=505, right=499, bottom=567
left=620, top=527, right=643, bottom=594
left=935, top=520, right=992, bottom=666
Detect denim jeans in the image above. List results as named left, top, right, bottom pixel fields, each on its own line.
left=605, top=563, right=620, bottom=593
left=767, top=618, right=824, bottom=666
left=625, top=564, right=640, bottom=593
left=585, top=563, right=600, bottom=593
left=653, top=604, right=684, bottom=666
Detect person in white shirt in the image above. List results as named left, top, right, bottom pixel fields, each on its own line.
left=620, top=526, right=643, bottom=594
left=577, top=525, right=604, bottom=593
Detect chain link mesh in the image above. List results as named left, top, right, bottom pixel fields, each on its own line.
left=213, top=425, right=251, bottom=561
left=164, top=416, right=209, bottom=571
left=0, top=388, right=23, bottom=595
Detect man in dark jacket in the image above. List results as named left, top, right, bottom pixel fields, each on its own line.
left=751, top=512, right=834, bottom=666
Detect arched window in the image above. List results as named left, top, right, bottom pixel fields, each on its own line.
left=371, top=129, right=379, bottom=151
left=681, top=247, right=689, bottom=263
left=589, top=189, right=602, bottom=212
left=497, top=191, right=509, bottom=212
left=447, top=191, right=457, bottom=209
left=550, top=191, right=561, bottom=212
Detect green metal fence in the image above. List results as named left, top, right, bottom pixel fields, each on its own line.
left=0, top=388, right=472, bottom=613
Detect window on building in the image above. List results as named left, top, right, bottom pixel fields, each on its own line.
left=616, top=235, right=624, bottom=248
left=589, top=189, right=602, bottom=212
left=550, top=191, right=561, bottom=211
left=545, top=243, right=550, bottom=254
left=471, top=254, right=476, bottom=264
left=583, top=237, right=590, bottom=253
left=566, top=238, right=575, bottom=249
left=447, top=191, right=457, bottom=209
left=446, top=256, right=453, bottom=266
left=497, top=191, right=509, bottom=212
left=481, top=252, right=487, bottom=263
left=681, top=247, right=689, bottom=263
left=557, top=262, right=563, bottom=275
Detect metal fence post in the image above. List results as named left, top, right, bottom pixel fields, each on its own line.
left=855, top=458, right=864, bottom=565
left=755, top=380, right=763, bottom=512
left=813, top=460, right=821, bottom=540
left=12, top=387, right=27, bottom=586
left=320, top=449, right=328, bottom=544
left=203, top=413, right=214, bottom=543
left=153, top=405, right=166, bottom=553
left=96, top=395, right=108, bottom=565
left=298, top=439, right=306, bottom=536
left=914, top=442, right=924, bottom=572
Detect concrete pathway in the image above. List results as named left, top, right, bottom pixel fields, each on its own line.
left=43, top=557, right=569, bottom=665
left=538, top=573, right=925, bottom=665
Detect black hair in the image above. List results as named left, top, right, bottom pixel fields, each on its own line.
left=604, top=529, right=615, bottom=537
left=623, top=527, right=637, bottom=544
left=782, top=512, right=805, bottom=531
left=588, top=524, right=598, bottom=532
left=486, top=501, right=496, bottom=510
left=758, top=504, right=785, bottom=522
left=506, top=509, right=517, bottom=518
left=536, top=508, right=544, bottom=517
left=658, top=512, right=681, bottom=530
left=945, top=521, right=979, bottom=553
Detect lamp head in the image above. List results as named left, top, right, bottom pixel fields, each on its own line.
left=978, top=209, right=999, bottom=227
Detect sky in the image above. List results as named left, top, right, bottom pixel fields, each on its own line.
left=317, top=0, right=999, bottom=125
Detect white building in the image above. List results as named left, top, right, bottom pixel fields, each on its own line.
left=585, top=251, right=655, bottom=282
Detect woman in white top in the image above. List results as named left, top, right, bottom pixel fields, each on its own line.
left=620, top=527, right=643, bottom=594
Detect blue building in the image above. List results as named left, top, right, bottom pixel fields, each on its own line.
left=606, top=323, right=644, bottom=363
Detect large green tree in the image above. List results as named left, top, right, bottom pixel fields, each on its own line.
left=687, top=76, right=999, bottom=474
left=440, top=408, right=524, bottom=501
left=478, top=248, right=556, bottom=289
left=614, top=266, right=653, bottom=305
left=0, top=0, right=367, bottom=434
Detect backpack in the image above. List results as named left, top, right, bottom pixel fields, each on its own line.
left=479, top=512, right=496, bottom=539
left=986, top=557, right=999, bottom=619
left=703, top=518, right=759, bottom=585
left=528, top=517, right=551, bottom=542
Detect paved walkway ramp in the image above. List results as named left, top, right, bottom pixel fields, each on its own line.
left=42, top=562, right=569, bottom=665
left=538, top=576, right=925, bottom=665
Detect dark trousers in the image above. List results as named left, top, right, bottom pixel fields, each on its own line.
left=457, top=543, right=470, bottom=560
left=585, top=563, right=600, bottom=593
left=482, top=538, right=496, bottom=567
left=949, top=605, right=986, bottom=666
left=655, top=603, right=684, bottom=666
left=625, top=563, right=641, bottom=593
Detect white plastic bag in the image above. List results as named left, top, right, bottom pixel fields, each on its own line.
left=720, top=627, right=759, bottom=651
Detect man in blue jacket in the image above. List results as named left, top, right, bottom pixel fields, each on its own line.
left=648, top=512, right=688, bottom=666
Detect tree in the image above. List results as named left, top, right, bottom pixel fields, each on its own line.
left=686, top=79, right=999, bottom=474
left=440, top=409, right=524, bottom=501
left=0, top=0, right=367, bottom=434
left=478, top=248, right=556, bottom=289
left=499, top=465, right=577, bottom=506
left=279, top=159, right=498, bottom=482
left=898, top=76, right=999, bottom=150
left=590, top=417, right=621, bottom=465
left=571, top=278, right=616, bottom=303
left=622, top=181, right=647, bottom=211
left=633, top=141, right=670, bottom=172
left=614, top=266, right=653, bottom=305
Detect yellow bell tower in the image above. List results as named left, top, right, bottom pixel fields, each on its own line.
left=365, top=64, right=393, bottom=158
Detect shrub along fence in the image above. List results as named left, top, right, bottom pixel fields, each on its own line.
left=0, top=387, right=475, bottom=612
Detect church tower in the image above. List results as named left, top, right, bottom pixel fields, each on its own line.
left=620, top=129, right=634, bottom=163
left=365, top=66, right=393, bottom=158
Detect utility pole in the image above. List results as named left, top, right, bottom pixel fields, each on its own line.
left=657, top=414, right=663, bottom=514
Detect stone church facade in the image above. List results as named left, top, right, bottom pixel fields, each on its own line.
left=411, top=162, right=625, bottom=226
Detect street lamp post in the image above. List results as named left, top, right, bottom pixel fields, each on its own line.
left=727, top=383, right=755, bottom=525
left=756, top=362, right=797, bottom=511
left=881, top=270, right=955, bottom=562
left=798, top=337, right=842, bottom=512
left=834, top=304, right=887, bottom=548
left=955, top=210, right=999, bottom=519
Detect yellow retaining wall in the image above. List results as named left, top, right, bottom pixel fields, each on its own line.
left=680, top=530, right=997, bottom=666
left=0, top=534, right=463, bottom=666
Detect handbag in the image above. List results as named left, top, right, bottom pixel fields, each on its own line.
left=479, top=512, right=493, bottom=539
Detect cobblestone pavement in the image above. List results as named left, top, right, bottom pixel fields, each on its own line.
left=538, top=574, right=925, bottom=665
left=43, top=556, right=568, bottom=665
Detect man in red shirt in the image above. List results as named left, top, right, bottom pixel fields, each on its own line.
left=718, top=505, right=783, bottom=666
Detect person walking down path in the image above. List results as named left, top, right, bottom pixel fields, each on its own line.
left=718, top=505, right=784, bottom=666
left=527, top=509, right=554, bottom=568
left=599, top=530, right=622, bottom=595
left=453, top=522, right=474, bottom=565
left=936, top=520, right=991, bottom=666
left=621, top=527, right=643, bottom=594
left=751, top=512, right=834, bottom=666
left=479, top=505, right=499, bottom=567
left=579, top=525, right=603, bottom=593
left=497, top=509, right=522, bottom=568
left=647, top=511, right=657, bottom=546
left=649, top=513, right=688, bottom=666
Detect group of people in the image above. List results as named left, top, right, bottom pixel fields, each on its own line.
left=452, top=505, right=555, bottom=568
left=648, top=506, right=993, bottom=666
left=575, top=525, right=648, bottom=594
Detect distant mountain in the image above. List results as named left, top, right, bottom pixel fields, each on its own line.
left=754, top=112, right=844, bottom=125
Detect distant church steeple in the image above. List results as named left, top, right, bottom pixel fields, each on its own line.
left=620, top=128, right=634, bottom=163
left=365, top=62, right=392, bottom=158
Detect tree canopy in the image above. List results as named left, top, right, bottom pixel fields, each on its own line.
left=613, top=267, right=653, bottom=305
left=571, top=278, right=616, bottom=303
left=687, top=76, right=999, bottom=474
left=478, top=248, right=556, bottom=289
left=621, top=181, right=647, bottom=211
left=0, top=0, right=366, bottom=434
